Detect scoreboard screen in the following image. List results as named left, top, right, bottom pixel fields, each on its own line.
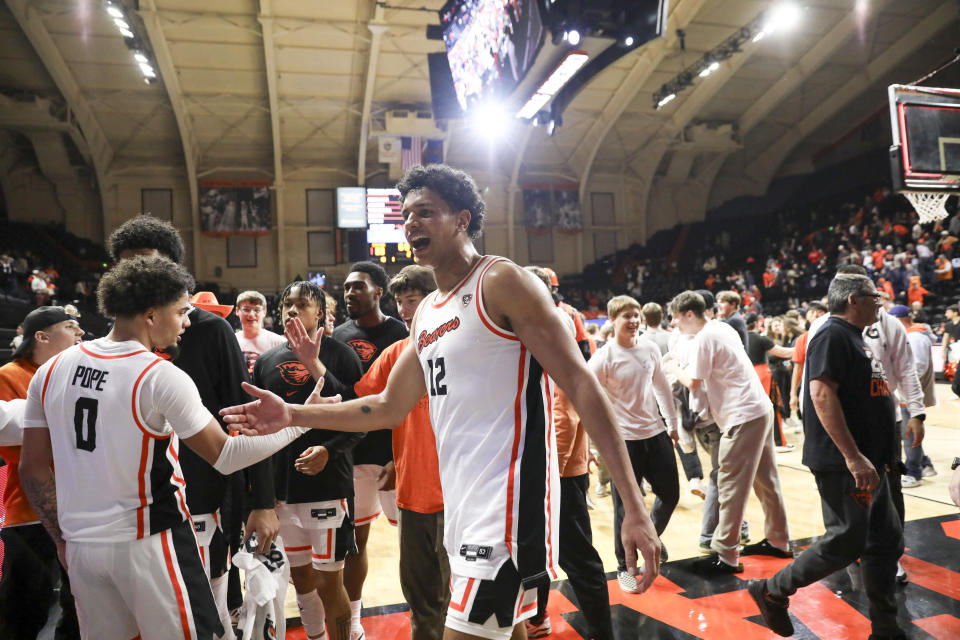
left=365, top=188, right=404, bottom=225
left=365, top=188, right=412, bottom=263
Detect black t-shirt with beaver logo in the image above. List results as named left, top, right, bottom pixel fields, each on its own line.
left=253, top=337, right=363, bottom=502
left=333, top=317, right=409, bottom=466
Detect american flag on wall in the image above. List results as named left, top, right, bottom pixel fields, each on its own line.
left=401, top=136, right=422, bottom=170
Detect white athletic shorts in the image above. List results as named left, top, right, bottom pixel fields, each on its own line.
left=445, top=562, right=538, bottom=640
left=353, top=464, right=398, bottom=527
left=66, top=520, right=223, bottom=640
left=277, top=499, right=355, bottom=572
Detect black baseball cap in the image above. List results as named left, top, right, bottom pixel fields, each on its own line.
left=13, top=306, right=73, bottom=360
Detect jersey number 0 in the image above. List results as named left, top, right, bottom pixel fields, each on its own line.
left=74, top=397, right=98, bottom=452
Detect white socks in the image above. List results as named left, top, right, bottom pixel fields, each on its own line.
left=349, top=600, right=364, bottom=640
left=296, top=591, right=326, bottom=640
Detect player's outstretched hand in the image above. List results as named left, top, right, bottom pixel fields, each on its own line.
left=621, top=509, right=661, bottom=592
left=305, top=377, right=341, bottom=406
left=220, top=382, right=291, bottom=436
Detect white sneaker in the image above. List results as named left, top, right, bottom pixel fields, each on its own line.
left=922, top=464, right=937, bottom=478
left=901, top=475, right=922, bottom=488
left=350, top=625, right=365, bottom=640
left=896, top=561, right=908, bottom=584
left=641, top=479, right=652, bottom=493
left=617, top=570, right=639, bottom=594
left=689, top=477, right=706, bottom=500
left=775, top=443, right=795, bottom=453
left=594, top=483, right=610, bottom=498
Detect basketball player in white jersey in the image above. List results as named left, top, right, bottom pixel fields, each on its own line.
left=222, top=165, right=660, bottom=640
left=19, top=256, right=315, bottom=640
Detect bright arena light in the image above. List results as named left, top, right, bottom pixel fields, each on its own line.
left=516, top=51, right=589, bottom=120
left=698, top=61, right=720, bottom=78
left=764, top=2, right=802, bottom=34
left=472, top=102, right=509, bottom=140
left=657, top=93, right=676, bottom=109
left=566, top=29, right=581, bottom=46
left=106, top=6, right=124, bottom=19
left=624, top=35, right=635, bottom=47
left=134, top=52, right=148, bottom=64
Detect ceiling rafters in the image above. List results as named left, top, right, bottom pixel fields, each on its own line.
left=739, top=0, right=896, bottom=137
left=198, top=103, right=266, bottom=156
left=565, top=0, right=712, bottom=205
left=6, top=0, right=113, bottom=195
left=139, top=0, right=202, bottom=266
left=731, top=0, right=957, bottom=201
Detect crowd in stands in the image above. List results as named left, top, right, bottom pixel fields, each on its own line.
left=562, top=185, right=960, bottom=343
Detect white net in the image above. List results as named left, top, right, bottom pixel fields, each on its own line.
left=903, top=190, right=950, bottom=224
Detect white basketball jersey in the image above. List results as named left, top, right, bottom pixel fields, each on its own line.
left=30, top=339, right=196, bottom=543
left=414, top=256, right=559, bottom=582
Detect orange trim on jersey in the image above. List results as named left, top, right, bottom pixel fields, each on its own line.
left=449, top=577, right=475, bottom=613
left=543, top=375, right=557, bottom=580
left=284, top=545, right=312, bottom=552
left=136, top=435, right=150, bottom=538
left=160, top=528, right=193, bottom=640
left=354, top=511, right=381, bottom=525
left=40, top=353, right=64, bottom=407
left=79, top=343, right=148, bottom=359
left=505, top=347, right=527, bottom=557
left=131, top=358, right=167, bottom=439
left=517, top=597, right=537, bottom=616
left=430, top=256, right=489, bottom=308
left=475, top=257, right=519, bottom=341
left=198, top=546, right=205, bottom=567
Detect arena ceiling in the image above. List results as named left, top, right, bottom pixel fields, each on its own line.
left=1, top=0, right=959, bottom=221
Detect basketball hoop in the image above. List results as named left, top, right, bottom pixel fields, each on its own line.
left=903, top=190, right=951, bottom=224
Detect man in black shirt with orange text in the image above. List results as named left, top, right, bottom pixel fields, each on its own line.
left=748, top=273, right=907, bottom=639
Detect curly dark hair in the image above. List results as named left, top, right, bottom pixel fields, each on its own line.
left=396, top=164, right=485, bottom=238
left=349, top=261, right=389, bottom=292
left=280, top=280, right=326, bottom=311
left=97, top=256, right=195, bottom=318
left=108, top=215, right=185, bottom=264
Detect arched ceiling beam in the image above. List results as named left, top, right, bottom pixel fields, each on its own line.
left=734, top=0, right=957, bottom=201
left=258, top=0, right=286, bottom=284
left=358, top=5, right=387, bottom=186
left=139, top=0, right=202, bottom=268
left=739, top=0, right=895, bottom=137
left=7, top=0, right=113, bottom=228
left=566, top=0, right=711, bottom=199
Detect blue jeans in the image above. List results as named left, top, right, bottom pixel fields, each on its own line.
left=899, top=406, right=931, bottom=478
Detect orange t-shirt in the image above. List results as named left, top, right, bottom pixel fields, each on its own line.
left=559, top=302, right=589, bottom=343
left=791, top=331, right=809, bottom=365
left=0, top=358, right=41, bottom=526
left=553, top=386, right=588, bottom=478
left=353, top=338, right=443, bottom=514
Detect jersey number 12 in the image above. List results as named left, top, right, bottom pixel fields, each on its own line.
left=427, top=357, right=447, bottom=396
left=74, top=397, right=98, bottom=452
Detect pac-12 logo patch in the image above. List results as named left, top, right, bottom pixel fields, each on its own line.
left=462, top=294, right=473, bottom=307
left=347, top=339, right=378, bottom=362
left=277, top=361, right=312, bottom=386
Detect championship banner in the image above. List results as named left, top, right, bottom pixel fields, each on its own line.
left=378, top=137, right=401, bottom=164
left=199, top=179, right=272, bottom=237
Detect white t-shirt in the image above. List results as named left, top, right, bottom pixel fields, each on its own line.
left=588, top=339, right=679, bottom=440
left=686, top=320, right=771, bottom=431
left=236, top=329, right=286, bottom=374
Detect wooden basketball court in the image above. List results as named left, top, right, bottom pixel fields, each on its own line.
left=282, top=383, right=960, bottom=638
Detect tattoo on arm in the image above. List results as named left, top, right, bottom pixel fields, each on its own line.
left=21, top=475, right=64, bottom=546
left=361, top=405, right=371, bottom=414
left=335, top=613, right=352, bottom=640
